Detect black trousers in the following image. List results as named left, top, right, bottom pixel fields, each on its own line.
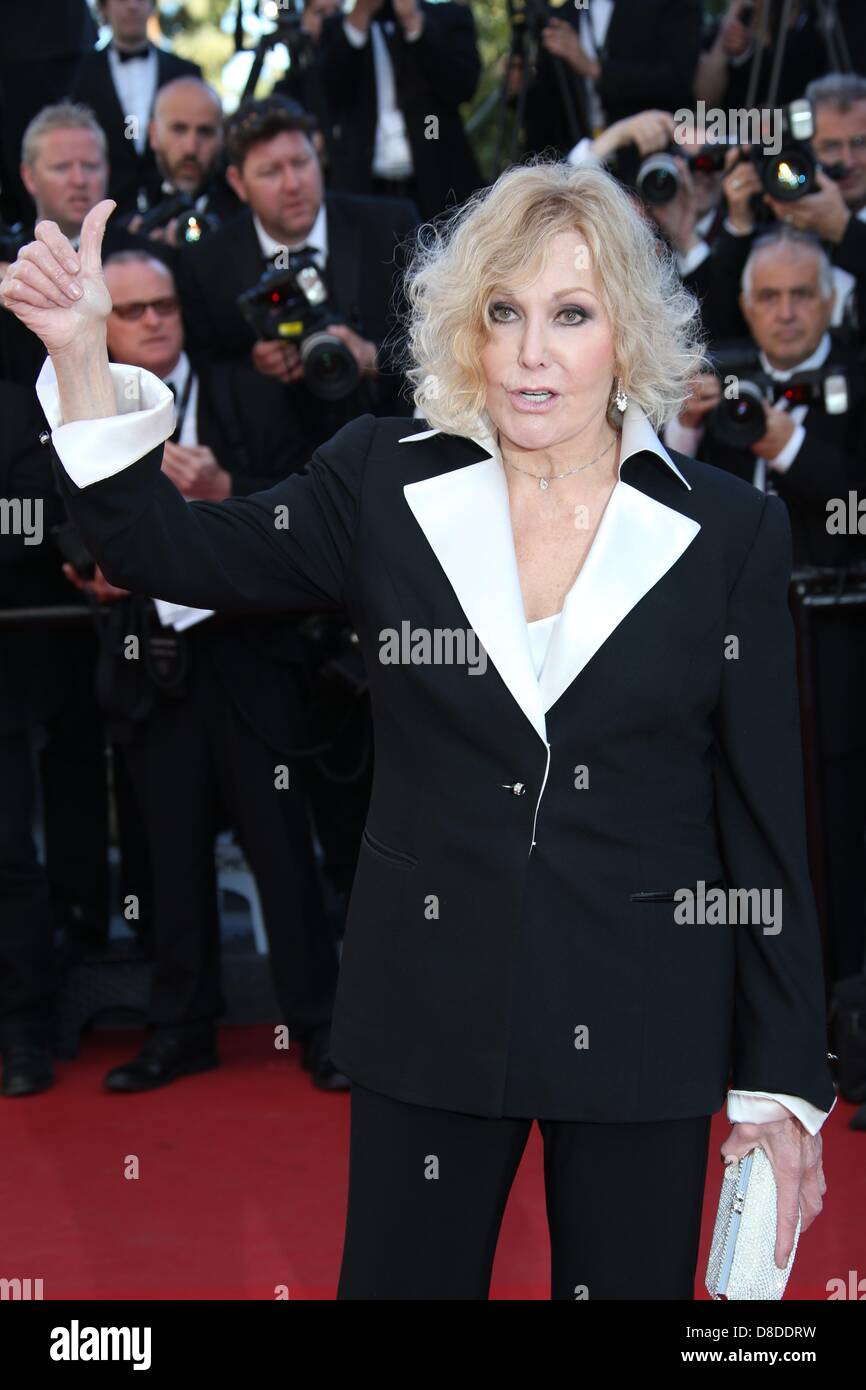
left=337, top=1082, right=714, bottom=1300
left=120, top=631, right=338, bottom=1037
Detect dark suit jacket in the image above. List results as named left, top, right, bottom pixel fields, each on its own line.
left=102, top=357, right=318, bottom=755
left=700, top=339, right=866, bottom=571
left=0, top=381, right=95, bottom=732
left=176, top=193, right=420, bottom=420
left=519, top=0, right=702, bottom=155
left=47, top=407, right=837, bottom=1120
left=698, top=340, right=866, bottom=760
left=71, top=43, right=202, bottom=215
left=316, top=1, right=484, bottom=220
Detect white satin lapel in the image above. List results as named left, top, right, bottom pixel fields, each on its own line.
left=537, top=480, right=701, bottom=713
left=398, top=409, right=700, bottom=740
left=402, top=453, right=549, bottom=745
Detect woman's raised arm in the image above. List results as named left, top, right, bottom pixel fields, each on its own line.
left=0, top=201, right=375, bottom=615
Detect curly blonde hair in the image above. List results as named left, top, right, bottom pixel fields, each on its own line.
left=399, top=156, right=709, bottom=437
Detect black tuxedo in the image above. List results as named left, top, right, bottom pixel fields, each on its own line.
left=176, top=193, right=421, bottom=421
left=698, top=339, right=866, bottom=572
left=71, top=43, right=202, bottom=215
left=48, top=406, right=838, bottom=1119
left=315, top=2, right=484, bottom=220
left=102, top=356, right=340, bottom=1034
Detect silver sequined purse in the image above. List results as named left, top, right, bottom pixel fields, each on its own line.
left=705, top=1146, right=801, bottom=1300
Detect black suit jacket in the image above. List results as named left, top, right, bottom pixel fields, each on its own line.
left=176, top=193, right=420, bottom=421
left=517, top=0, right=703, bottom=156
left=697, top=341, right=866, bottom=761
left=71, top=43, right=202, bottom=215
left=699, top=339, right=866, bottom=571
left=316, top=1, right=484, bottom=220
left=47, top=407, right=837, bottom=1120
left=0, top=381, right=95, bottom=732
left=103, top=357, right=317, bottom=754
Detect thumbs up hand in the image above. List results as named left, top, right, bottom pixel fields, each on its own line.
left=0, top=199, right=115, bottom=358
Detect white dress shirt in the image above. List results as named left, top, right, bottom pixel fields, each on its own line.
left=252, top=203, right=328, bottom=268
left=31, top=352, right=837, bottom=1134
left=343, top=14, right=423, bottom=179
left=106, top=41, right=158, bottom=156
left=155, top=349, right=213, bottom=633
left=578, top=0, right=614, bottom=133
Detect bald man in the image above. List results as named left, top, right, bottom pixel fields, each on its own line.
left=126, top=77, right=240, bottom=242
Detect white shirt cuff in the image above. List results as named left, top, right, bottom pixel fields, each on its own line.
left=35, top=356, right=175, bottom=489
left=566, top=137, right=603, bottom=168
left=722, top=217, right=753, bottom=238
left=663, top=416, right=704, bottom=455
left=343, top=17, right=368, bottom=47
left=767, top=421, right=805, bottom=472
left=727, top=1089, right=836, bottom=1136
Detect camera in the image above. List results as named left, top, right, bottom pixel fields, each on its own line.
left=706, top=345, right=852, bottom=449
left=0, top=221, right=28, bottom=262
left=620, top=100, right=849, bottom=209
left=136, top=191, right=217, bottom=244
left=237, top=249, right=360, bottom=400
left=732, top=100, right=849, bottom=204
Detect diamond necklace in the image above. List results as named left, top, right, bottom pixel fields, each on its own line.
left=503, top=434, right=617, bottom=490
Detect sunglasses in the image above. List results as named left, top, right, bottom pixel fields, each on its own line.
left=111, top=296, right=180, bottom=321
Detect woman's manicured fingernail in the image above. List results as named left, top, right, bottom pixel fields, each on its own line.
left=66, top=283, right=82, bottom=298
left=65, top=259, right=80, bottom=273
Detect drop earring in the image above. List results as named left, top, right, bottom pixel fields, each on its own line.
left=614, top=377, right=628, bottom=412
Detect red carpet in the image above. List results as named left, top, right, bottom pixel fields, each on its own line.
left=2, top=1024, right=862, bottom=1300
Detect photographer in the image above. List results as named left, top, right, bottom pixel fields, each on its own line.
left=315, top=0, right=483, bottom=221
left=567, top=109, right=746, bottom=345
left=666, top=227, right=866, bottom=987
left=58, top=249, right=347, bottom=1094
left=70, top=0, right=202, bottom=216
left=0, top=381, right=102, bottom=1096
left=0, top=103, right=109, bottom=385
left=176, top=95, right=420, bottom=427
left=695, top=0, right=830, bottom=111
left=508, top=0, right=703, bottom=160
left=122, top=77, right=240, bottom=247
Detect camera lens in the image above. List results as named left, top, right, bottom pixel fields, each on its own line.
left=636, top=153, right=680, bottom=206
left=761, top=147, right=816, bottom=201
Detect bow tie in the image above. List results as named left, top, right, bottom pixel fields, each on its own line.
left=115, top=45, right=150, bottom=63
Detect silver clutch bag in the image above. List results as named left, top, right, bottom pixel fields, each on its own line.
left=705, top=1146, right=801, bottom=1300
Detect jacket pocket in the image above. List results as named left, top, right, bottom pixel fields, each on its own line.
left=361, top=827, right=418, bottom=871
left=629, top=877, right=726, bottom=903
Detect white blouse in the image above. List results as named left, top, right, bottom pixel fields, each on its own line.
left=527, top=611, right=561, bottom=679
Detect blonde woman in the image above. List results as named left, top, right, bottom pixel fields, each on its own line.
left=1, top=159, right=834, bottom=1300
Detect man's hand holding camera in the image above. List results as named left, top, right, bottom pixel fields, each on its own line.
left=348, top=0, right=424, bottom=41
left=251, top=324, right=378, bottom=386
left=750, top=401, right=797, bottom=460
left=678, top=371, right=722, bottom=427
left=765, top=167, right=852, bottom=244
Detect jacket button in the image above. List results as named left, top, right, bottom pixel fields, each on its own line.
left=501, top=781, right=526, bottom=796
left=38, top=430, right=50, bottom=446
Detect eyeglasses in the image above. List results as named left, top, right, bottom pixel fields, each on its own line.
left=110, top=296, right=180, bottom=321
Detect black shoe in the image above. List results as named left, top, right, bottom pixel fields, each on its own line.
left=1, top=1042, right=55, bottom=1097
left=300, top=1026, right=350, bottom=1091
left=104, top=1027, right=219, bottom=1093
